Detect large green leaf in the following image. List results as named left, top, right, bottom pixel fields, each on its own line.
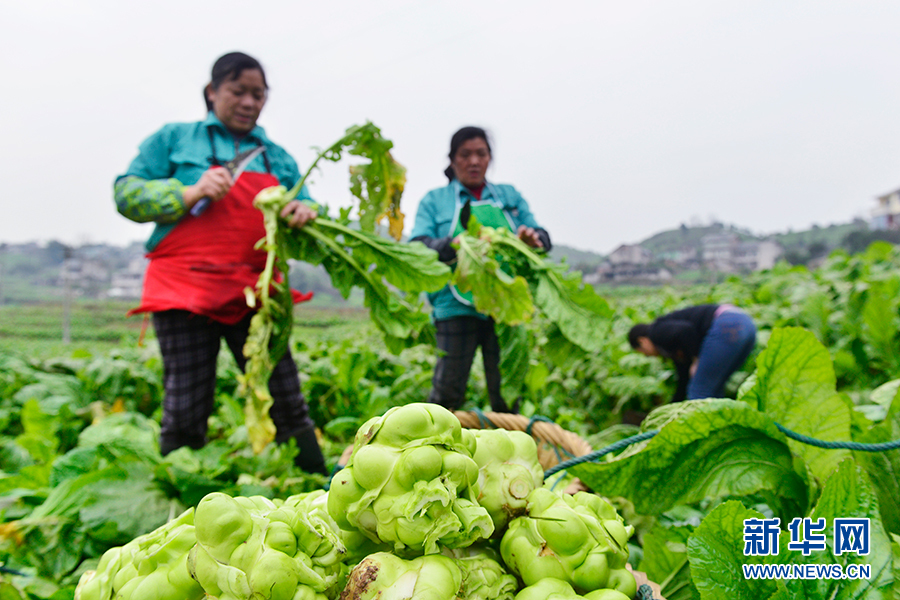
left=0, top=581, right=27, bottom=600
left=453, top=230, right=534, bottom=325
left=639, top=523, right=700, bottom=600
left=742, top=327, right=852, bottom=485
left=75, top=412, right=159, bottom=456
left=346, top=222, right=451, bottom=293
left=571, top=399, right=809, bottom=518
left=862, top=278, right=900, bottom=375
left=17, top=400, right=59, bottom=466
left=532, top=269, right=612, bottom=354
left=687, top=501, right=778, bottom=600
left=451, top=221, right=612, bottom=352
left=76, top=461, right=179, bottom=546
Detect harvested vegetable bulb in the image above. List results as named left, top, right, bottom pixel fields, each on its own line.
left=500, top=489, right=636, bottom=597
left=447, top=548, right=518, bottom=600
left=75, top=508, right=201, bottom=600
left=470, top=429, right=543, bottom=533
left=340, top=552, right=462, bottom=600
left=283, top=490, right=348, bottom=572
left=188, top=492, right=345, bottom=600
left=327, top=403, right=493, bottom=554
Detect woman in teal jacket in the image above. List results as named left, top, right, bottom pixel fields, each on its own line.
left=410, top=126, right=551, bottom=413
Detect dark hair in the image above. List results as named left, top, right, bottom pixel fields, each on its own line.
left=444, top=126, right=491, bottom=182
left=204, top=52, right=268, bottom=111
left=628, top=324, right=651, bottom=349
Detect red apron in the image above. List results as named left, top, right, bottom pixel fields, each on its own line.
left=130, top=171, right=312, bottom=324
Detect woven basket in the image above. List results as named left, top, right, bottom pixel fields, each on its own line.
left=453, top=411, right=593, bottom=471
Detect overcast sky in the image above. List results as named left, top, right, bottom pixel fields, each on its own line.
left=4, top=0, right=900, bottom=255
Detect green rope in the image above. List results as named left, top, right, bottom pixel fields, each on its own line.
left=472, top=407, right=494, bottom=429
left=774, top=423, right=900, bottom=451
left=542, top=421, right=900, bottom=480
left=525, top=414, right=556, bottom=436
left=544, top=430, right=659, bottom=478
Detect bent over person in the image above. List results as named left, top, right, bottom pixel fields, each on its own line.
left=410, top=126, right=551, bottom=413
left=114, top=52, right=326, bottom=474
left=628, top=304, right=757, bottom=403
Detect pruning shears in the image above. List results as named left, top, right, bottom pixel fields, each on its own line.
left=190, top=145, right=267, bottom=216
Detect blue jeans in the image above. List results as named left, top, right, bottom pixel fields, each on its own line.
left=687, top=310, right=757, bottom=400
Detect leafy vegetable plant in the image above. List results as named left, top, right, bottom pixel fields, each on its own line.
left=452, top=217, right=613, bottom=353
left=239, top=123, right=451, bottom=452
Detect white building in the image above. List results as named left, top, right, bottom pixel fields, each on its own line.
left=607, top=244, right=652, bottom=265
left=871, top=188, right=900, bottom=230
left=106, top=256, right=147, bottom=299
left=733, top=240, right=783, bottom=271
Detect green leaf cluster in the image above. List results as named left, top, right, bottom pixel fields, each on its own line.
left=239, top=123, right=450, bottom=453
left=452, top=219, right=613, bottom=353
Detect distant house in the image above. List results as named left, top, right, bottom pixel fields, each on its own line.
left=659, top=246, right=698, bottom=267
left=59, top=258, right=109, bottom=286
left=107, top=256, right=147, bottom=299
left=593, top=262, right=672, bottom=283
left=701, top=233, right=782, bottom=272
left=871, top=188, right=900, bottom=230
left=733, top=240, right=783, bottom=271
left=607, top=244, right=652, bottom=265
left=701, top=233, right=740, bottom=271
left=594, top=244, right=671, bottom=282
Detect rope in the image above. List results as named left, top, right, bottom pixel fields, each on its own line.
left=544, top=430, right=659, bottom=478
left=525, top=415, right=556, bottom=436
left=774, top=423, right=900, bottom=451
left=542, top=422, right=900, bottom=480
left=471, top=407, right=493, bottom=429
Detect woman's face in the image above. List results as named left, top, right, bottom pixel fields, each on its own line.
left=451, top=137, right=491, bottom=188
left=636, top=337, right=659, bottom=357
left=207, top=69, right=267, bottom=135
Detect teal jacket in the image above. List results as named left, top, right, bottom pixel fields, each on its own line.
left=115, top=112, right=311, bottom=251
left=409, top=181, right=550, bottom=321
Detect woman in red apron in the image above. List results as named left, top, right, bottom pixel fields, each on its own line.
left=114, top=52, right=326, bottom=474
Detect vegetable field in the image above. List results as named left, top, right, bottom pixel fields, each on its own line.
left=0, top=243, right=899, bottom=599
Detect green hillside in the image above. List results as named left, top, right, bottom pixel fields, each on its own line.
left=639, top=223, right=756, bottom=255
left=548, top=244, right=606, bottom=273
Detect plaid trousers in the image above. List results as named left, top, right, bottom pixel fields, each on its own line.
left=427, top=316, right=510, bottom=412
left=152, top=310, right=314, bottom=453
